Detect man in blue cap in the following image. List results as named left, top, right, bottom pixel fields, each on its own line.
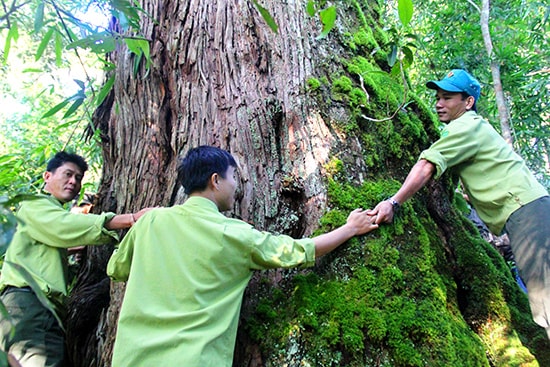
left=368, top=69, right=550, bottom=338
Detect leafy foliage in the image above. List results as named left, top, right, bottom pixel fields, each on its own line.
left=252, top=0, right=279, bottom=33
left=0, top=0, right=151, bottom=198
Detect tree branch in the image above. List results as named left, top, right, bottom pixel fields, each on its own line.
left=480, top=0, right=514, bottom=147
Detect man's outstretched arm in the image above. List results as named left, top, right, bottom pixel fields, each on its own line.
left=368, top=159, right=435, bottom=224
left=313, top=208, right=378, bottom=257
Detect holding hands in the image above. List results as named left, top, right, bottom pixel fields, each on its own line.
left=367, top=198, right=400, bottom=225
left=345, top=208, right=379, bottom=235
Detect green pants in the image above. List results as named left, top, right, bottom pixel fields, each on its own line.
left=505, top=195, right=550, bottom=339
left=0, top=288, right=65, bottom=367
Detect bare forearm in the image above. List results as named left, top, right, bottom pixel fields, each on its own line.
left=105, top=213, right=136, bottom=230
left=392, top=159, right=435, bottom=205
left=104, top=207, right=154, bottom=230
left=313, top=208, right=378, bottom=257
left=368, top=159, right=435, bottom=224
left=313, top=224, right=356, bottom=257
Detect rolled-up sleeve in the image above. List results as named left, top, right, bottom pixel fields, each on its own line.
left=419, top=118, right=479, bottom=179
left=19, top=197, right=118, bottom=248
left=249, top=232, right=315, bottom=269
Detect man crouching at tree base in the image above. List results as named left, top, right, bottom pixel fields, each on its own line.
left=0, top=151, right=152, bottom=367
left=107, top=145, right=379, bottom=366
left=367, top=69, right=550, bottom=339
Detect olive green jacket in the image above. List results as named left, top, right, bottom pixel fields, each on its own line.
left=0, top=194, right=118, bottom=318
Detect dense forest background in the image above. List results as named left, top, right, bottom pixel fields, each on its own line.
left=0, top=0, right=549, bottom=366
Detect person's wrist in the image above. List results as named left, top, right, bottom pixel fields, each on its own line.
left=386, top=197, right=401, bottom=212
left=130, top=213, right=136, bottom=225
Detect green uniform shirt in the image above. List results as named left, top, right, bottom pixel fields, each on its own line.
left=0, top=194, right=118, bottom=317
left=108, top=196, right=316, bottom=367
left=419, top=111, right=548, bottom=234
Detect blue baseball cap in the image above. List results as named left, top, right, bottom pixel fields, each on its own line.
left=426, top=69, right=481, bottom=102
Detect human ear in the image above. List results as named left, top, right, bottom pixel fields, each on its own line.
left=466, top=96, right=475, bottom=110
left=209, top=173, right=219, bottom=190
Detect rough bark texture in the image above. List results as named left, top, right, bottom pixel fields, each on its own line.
left=65, top=0, right=550, bottom=366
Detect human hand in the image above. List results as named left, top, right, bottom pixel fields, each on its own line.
left=346, top=208, right=379, bottom=236
left=133, top=207, right=156, bottom=222
left=366, top=200, right=395, bottom=224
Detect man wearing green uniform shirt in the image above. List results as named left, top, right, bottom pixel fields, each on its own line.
left=107, top=145, right=379, bottom=367
left=0, top=151, right=151, bottom=367
left=368, top=69, right=550, bottom=338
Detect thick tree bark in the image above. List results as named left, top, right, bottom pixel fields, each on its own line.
left=66, top=0, right=549, bottom=366
left=70, top=1, right=339, bottom=365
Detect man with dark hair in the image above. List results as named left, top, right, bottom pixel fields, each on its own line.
left=107, top=145, right=379, bottom=366
left=0, top=151, right=152, bottom=367
left=46, top=151, right=88, bottom=177
left=368, top=69, right=550, bottom=338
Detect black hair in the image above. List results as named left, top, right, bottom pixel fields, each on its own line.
left=177, top=145, right=237, bottom=195
left=46, top=151, right=88, bottom=173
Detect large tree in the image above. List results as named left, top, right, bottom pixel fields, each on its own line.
left=59, top=0, right=549, bottom=366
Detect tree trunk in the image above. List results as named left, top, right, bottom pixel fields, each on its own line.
left=480, top=0, right=514, bottom=146
left=66, top=0, right=549, bottom=366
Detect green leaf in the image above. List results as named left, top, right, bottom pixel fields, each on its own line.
left=141, top=40, right=151, bottom=68
left=35, top=27, right=54, bottom=61
left=34, top=2, right=45, bottom=33
left=388, top=43, right=398, bottom=67
left=125, top=38, right=142, bottom=56
left=402, top=45, right=414, bottom=68
left=318, top=6, right=337, bottom=39
left=390, top=62, right=401, bottom=76
left=65, top=27, right=79, bottom=44
left=110, top=0, right=141, bottom=30
left=398, top=0, right=414, bottom=27
left=55, top=31, right=62, bottom=67
left=133, top=53, right=142, bottom=77
left=306, top=1, right=316, bottom=17
left=67, top=32, right=117, bottom=54
left=124, top=38, right=151, bottom=68
left=96, top=75, right=115, bottom=106
left=41, top=99, right=70, bottom=118
left=252, top=0, right=278, bottom=33
left=63, top=98, right=84, bottom=119
left=22, top=68, right=43, bottom=73
left=3, top=24, right=20, bottom=64
left=73, top=79, right=86, bottom=90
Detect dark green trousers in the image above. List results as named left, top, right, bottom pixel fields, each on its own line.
left=506, top=195, right=550, bottom=339
left=0, top=288, right=65, bottom=367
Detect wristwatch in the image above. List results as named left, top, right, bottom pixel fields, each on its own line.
left=387, top=198, right=401, bottom=212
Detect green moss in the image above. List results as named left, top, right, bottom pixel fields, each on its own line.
left=361, top=133, right=379, bottom=167
left=353, top=28, right=372, bottom=47
left=306, top=77, right=322, bottom=91
left=332, top=75, right=353, bottom=95
left=324, top=157, right=344, bottom=177
left=243, top=0, right=549, bottom=365
left=347, top=27, right=379, bottom=52
left=245, top=166, right=547, bottom=365
left=348, top=87, right=367, bottom=107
